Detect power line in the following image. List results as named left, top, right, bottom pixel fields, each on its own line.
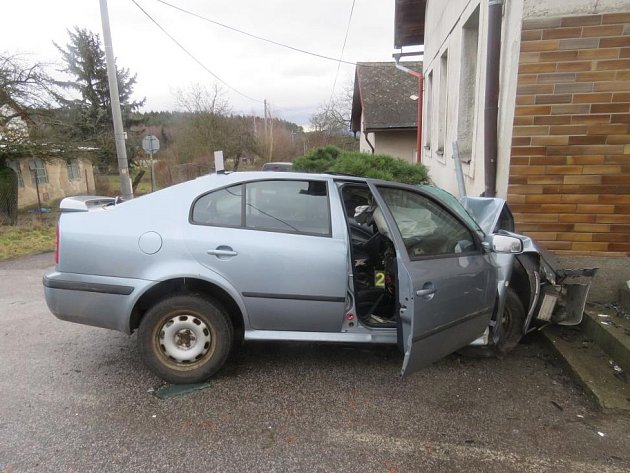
left=131, top=0, right=264, bottom=103
left=153, top=0, right=359, bottom=66
left=328, top=0, right=356, bottom=108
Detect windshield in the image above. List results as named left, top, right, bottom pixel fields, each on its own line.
left=418, top=185, right=485, bottom=237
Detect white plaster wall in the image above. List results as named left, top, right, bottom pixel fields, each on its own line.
left=422, top=0, right=525, bottom=198
left=357, top=110, right=417, bottom=161
left=373, top=130, right=418, bottom=162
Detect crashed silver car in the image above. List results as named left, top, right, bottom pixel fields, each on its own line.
left=43, top=172, right=595, bottom=384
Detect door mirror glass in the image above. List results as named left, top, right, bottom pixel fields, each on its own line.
left=491, top=234, right=523, bottom=254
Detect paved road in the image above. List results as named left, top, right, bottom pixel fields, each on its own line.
left=1, top=253, right=629, bottom=472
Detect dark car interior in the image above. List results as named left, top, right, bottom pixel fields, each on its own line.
left=339, top=183, right=398, bottom=329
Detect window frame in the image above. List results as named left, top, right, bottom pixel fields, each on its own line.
left=424, top=69, right=433, bottom=152
left=436, top=50, right=449, bottom=162
left=29, top=158, right=48, bottom=185
left=66, top=159, right=81, bottom=181
left=457, top=6, right=481, bottom=164
left=376, top=184, right=483, bottom=262
left=190, top=179, right=333, bottom=238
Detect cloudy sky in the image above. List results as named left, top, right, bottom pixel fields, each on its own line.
left=1, top=0, right=397, bottom=126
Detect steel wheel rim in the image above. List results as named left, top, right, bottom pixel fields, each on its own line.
left=157, top=314, right=213, bottom=364
left=501, top=304, right=514, bottom=335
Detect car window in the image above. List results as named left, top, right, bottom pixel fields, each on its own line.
left=192, top=184, right=243, bottom=226
left=419, top=185, right=484, bottom=236
left=246, top=180, right=330, bottom=235
left=378, top=187, right=477, bottom=259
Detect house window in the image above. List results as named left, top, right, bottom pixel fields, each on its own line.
left=29, top=158, right=48, bottom=185
left=425, top=70, right=433, bottom=151
left=6, top=160, right=24, bottom=187
left=66, top=159, right=81, bottom=181
left=437, top=50, right=448, bottom=158
left=457, top=6, right=480, bottom=163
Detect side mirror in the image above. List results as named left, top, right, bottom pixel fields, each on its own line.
left=488, top=234, right=523, bottom=254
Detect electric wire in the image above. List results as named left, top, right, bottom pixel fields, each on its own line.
left=154, top=0, right=359, bottom=66
left=328, top=0, right=356, bottom=109
left=131, top=0, right=264, bottom=103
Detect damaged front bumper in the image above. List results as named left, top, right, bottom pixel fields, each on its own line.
left=532, top=266, right=599, bottom=329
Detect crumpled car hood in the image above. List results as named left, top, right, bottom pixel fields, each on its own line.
left=460, top=196, right=507, bottom=235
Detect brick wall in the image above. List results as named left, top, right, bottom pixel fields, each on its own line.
left=510, top=12, right=630, bottom=257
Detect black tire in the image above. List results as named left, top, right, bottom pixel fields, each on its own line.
left=458, top=287, right=526, bottom=358
left=138, top=294, right=233, bottom=384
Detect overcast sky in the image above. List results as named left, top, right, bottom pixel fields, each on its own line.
left=1, top=0, right=397, bottom=126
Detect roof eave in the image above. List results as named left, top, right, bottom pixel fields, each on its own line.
left=350, top=67, right=363, bottom=133
left=394, top=0, right=427, bottom=49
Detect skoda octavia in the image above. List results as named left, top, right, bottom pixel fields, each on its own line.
left=44, top=172, right=594, bottom=384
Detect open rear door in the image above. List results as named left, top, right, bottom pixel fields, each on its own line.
left=370, top=184, right=497, bottom=377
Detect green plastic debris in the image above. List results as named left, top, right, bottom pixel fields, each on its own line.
left=153, top=382, right=211, bottom=399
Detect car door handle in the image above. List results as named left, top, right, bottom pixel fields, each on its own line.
left=416, top=283, right=436, bottom=297
left=207, top=247, right=238, bottom=257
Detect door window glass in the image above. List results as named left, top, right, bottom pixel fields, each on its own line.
left=378, top=187, right=477, bottom=258
left=192, top=184, right=242, bottom=226
left=246, top=180, right=330, bottom=235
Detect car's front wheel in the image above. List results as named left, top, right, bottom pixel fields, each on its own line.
left=138, top=294, right=233, bottom=384
left=458, top=287, right=526, bottom=358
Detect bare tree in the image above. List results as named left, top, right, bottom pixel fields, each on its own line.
left=0, top=53, right=57, bottom=136
left=307, top=83, right=357, bottom=151
left=170, top=83, right=259, bottom=170
left=309, top=84, right=353, bottom=135
left=0, top=53, right=60, bottom=224
left=175, top=83, right=230, bottom=115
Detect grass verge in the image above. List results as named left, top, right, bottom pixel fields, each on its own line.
left=0, top=215, right=56, bottom=261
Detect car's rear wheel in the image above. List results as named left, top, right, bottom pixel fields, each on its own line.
left=458, top=287, right=526, bottom=358
left=138, top=294, right=233, bottom=384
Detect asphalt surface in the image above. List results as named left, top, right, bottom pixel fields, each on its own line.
left=1, top=253, right=629, bottom=472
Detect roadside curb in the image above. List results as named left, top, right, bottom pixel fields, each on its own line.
left=540, top=325, right=630, bottom=412
left=582, top=310, right=630, bottom=376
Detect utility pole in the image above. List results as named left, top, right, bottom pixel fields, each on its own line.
left=263, top=100, right=268, bottom=137
left=268, top=104, right=273, bottom=162
left=99, top=0, right=133, bottom=200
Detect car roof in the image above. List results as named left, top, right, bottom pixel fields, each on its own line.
left=191, top=171, right=433, bottom=191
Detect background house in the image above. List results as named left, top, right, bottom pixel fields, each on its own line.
left=394, top=0, right=630, bottom=300
left=1, top=108, right=95, bottom=211
left=7, top=156, right=96, bottom=208
left=350, top=61, right=422, bottom=163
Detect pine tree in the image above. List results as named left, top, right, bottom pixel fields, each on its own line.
left=54, top=27, right=145, bottom=168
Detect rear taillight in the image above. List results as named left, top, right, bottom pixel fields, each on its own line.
left=54, top=224, right=59, bottom=265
